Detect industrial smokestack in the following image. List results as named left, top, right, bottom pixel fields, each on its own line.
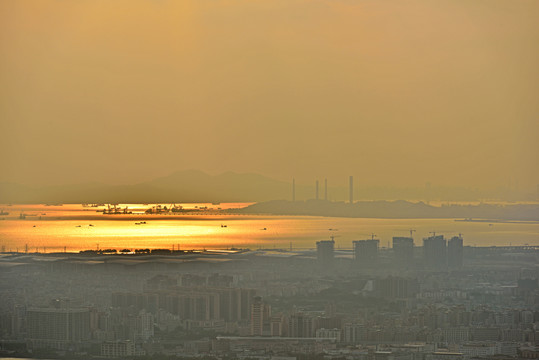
left=349, top=176, right=354, bottom=204
left=316, top=180, right=319, bottom=200
left=324, top=178, right=328, bottom=201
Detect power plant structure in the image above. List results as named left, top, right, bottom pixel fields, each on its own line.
left=349, top=176, right=354, bottom=204
left=291, top=176, right=355, bottom=203
left=324, top=178, right=328, bottom=201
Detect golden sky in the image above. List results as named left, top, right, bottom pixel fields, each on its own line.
left=1, top=0, right=538, bottom=190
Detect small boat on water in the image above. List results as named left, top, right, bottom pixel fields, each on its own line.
left=221, top=224, right=227, bottom=228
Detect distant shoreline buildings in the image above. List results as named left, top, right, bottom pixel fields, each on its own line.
left=316, top=233, right=464, bottom=271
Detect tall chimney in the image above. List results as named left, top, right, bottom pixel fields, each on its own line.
left=324, top=178, right=328, bottom=201
left=349, top=176, right=354, bottom=204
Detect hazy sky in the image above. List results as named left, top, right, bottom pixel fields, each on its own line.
left=1, top=0, right=538, bottom=189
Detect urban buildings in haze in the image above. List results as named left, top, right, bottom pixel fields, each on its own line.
left=422, top=234, right=464, bottom=270
left=250, top=296, right=271, bottom=336
left=353, top=239, right=379, bottom=266
left=26, top=308, right=90, bottom=350
left=448, top=235, right=464, bottom=269
left=423, top=234, right=447, bottom=270
left=316, top=239, right=335, bottom=266
left=392, top=237, right=414, bottom=267
left=3, top=232, right=537, bottom=360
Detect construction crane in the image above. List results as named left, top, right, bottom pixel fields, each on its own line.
left=330, top=235, right=341, bottom=242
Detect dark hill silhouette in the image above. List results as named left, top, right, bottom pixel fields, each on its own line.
left=233, top=199, right=539, bottom=221
left=1, top=171, right=537, bottom=216
left=0, top=170, right=294, bottom=204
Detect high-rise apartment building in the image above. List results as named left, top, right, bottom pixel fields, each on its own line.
left=353, top=239, right=379, bottom=266
left=288, top=313, right=314, bottom=338
left=250, top=296, right=271, bottom=336
left=448, top=235, right=464, bottom=269
left=392, top=237, right=414, bottom=267
left=423, top=235, right=447, bottom=269
left=26, top=308, right=90, bottom=349
left=317, top=240, right=335, bottom=266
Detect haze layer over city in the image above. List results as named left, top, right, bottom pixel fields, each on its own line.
left=0, top=1, right=538, bottom=360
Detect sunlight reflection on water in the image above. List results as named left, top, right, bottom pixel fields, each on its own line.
left=0, top=203, right=537, bottom=252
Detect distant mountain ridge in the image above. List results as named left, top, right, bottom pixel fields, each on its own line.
left=0, top=170, right=536, bottom=204
left=0, top=170, right=293, bottom=204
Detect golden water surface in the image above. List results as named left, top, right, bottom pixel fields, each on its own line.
left=0, top=204, right=538, bottom=252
